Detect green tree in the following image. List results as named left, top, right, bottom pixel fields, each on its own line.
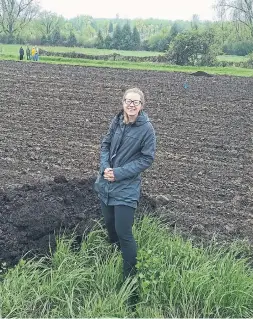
left=134, top=19, right=146, bottom=41
left=223, top=39, right=253, bottom=55
left=104, top=34, right=112, bottom=49
left=0, top=0, right=39, bottom=43
left=132, top=26, right=141, bottom=50
left=170, top=21, right=184, bottom=39
left=95, top=29, right=104, bottom=48
left=111, top=23, right=121, bottom=49
left=166, top=29, right=217, bottom=66
left=108, top=21, right=113, bottom=34
left=215, top=0, right=253, bottom=37
left=51, top=27, right=61, bottom=45
left=147, top=32, right=171, bottom=51
left=70, top=14, right=96, bottom=43
left=214, top=0, right=227, bottom=44
left=41, top=34, right=49, bottom=44
left=120, top=23, right=133, bottom=50
left=70, top=15, right=87, bottom=31
left=191, top=14, right=200, bottom=30
left=67, top=31, right=77, bottom=47
left=38, top=11, right=60, bottom=42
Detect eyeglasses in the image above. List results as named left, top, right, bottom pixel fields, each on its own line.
left=124, top=99, right=142, bottom=106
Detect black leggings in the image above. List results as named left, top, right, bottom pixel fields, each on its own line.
left=100, top=201, right=137, bottom=279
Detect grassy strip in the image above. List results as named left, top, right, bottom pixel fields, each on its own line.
left=1, top=216, right=253, bottom=318
left=0, top=44, right=162, bottom=57
left=1, top=44, right=249, bottom=61
left=1, top=53, right=253, bottom=77
left=217, top=55, right=249, bottom=62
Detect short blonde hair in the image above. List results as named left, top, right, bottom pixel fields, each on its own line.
left=122, top=88, right=145, bottom=106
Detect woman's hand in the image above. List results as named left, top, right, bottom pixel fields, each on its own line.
left=103, top=168, right=115, bottom=182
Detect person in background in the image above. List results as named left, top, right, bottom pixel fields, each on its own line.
left=19, top=46, right=24, bottom=60
left=26, top=46, right=31, bottom=60
left=94, top=87, right=156, bottom=280
left=35, top=46, right=39, bottom=61
left=31, top=47, right=36, bottom=61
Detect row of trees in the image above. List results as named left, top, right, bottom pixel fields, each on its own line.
left=95, top=24, right=141, bottom=50
left=37, top=22, right=142, bottom=50
left=0, top=0, right=253, bottom=65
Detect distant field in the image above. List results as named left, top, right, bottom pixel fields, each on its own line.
left=0, top=44, right=162, bottom=57
left=1, top=54, right=252, bottom=77
left=1, top=44, right=250, bottom=61
left=1, top=44, right=252, bottom=77
left=217, top=55, right=249, bottom=62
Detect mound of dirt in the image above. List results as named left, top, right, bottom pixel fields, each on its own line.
left=190, top=71, right=213, bottom=77
left=0, top=176, right=156, bottom=265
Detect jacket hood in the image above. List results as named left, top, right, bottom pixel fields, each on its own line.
left=116, top=110, right=150, bottom=127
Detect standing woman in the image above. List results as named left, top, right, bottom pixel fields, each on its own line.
left=94, top=88, right=156, bottom=279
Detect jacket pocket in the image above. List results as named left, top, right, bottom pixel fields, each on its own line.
left=93, top=174, right=100, bottom=193
left=109, top=177, right=141, bottom=202
left=94, top=173, right=108, bottom=198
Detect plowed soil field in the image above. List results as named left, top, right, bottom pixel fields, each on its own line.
left=0, top=60, right=252, bottom=264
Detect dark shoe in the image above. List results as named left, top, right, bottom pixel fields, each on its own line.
left=127, top=288, right=139, bottom=312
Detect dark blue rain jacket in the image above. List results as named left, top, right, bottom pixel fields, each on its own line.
left=94, top=110, right=156, bottom=208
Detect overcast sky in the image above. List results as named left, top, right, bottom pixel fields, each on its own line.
left=38, top=0, right=216, bottom=21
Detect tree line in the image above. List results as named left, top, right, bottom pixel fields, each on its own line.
left=0, top=0, right=253, bottom=65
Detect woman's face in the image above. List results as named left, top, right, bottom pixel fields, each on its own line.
left=123, top=92, right=143, bottom=119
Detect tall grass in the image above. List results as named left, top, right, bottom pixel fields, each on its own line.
left=1, top=215, right=253, bottom=318
left=0, top=225, right=136, bottom=318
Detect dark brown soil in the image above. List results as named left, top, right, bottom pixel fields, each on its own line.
left=190, top=71, right=213, bottom=77
left=0, top=60, right=252, bottom=264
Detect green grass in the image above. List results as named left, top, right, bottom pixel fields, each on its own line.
left=2, top=44, right=250, bottom=60
left=217, top=55, right=249, bottom=62
left=0, top=43, right=162, bottom=57
left=1, top=216, right=253, bottom=318
left=3, top=44, right=250, bottom=60
left=1, top=44, right=253, bottom=77
left=42, top=45, right=162, bottom=57
left=1, top=53, right=253, bottom=77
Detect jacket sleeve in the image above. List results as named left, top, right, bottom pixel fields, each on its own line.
left=99, top=117, right=116, bottom=175
left=113, top=128, right=156, bottom=181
